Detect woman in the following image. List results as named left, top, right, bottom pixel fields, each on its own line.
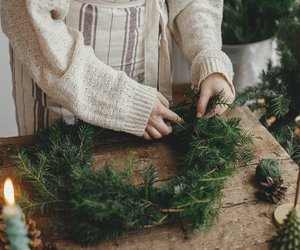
left=1, top=0, right=234, bottom=139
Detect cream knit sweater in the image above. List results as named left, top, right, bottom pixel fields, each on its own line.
left=0, top=0, right=233, bottom=136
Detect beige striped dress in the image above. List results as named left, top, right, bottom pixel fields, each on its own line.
left=11, top=0, right=172, bottom=135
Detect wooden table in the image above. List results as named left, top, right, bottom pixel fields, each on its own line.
left=0, top=106, right=298, bottom=250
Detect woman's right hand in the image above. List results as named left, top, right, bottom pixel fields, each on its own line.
left=143, top=92, right=181, bottom=140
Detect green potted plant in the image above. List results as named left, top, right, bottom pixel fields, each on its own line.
left=222, top=0, right=294, bottom=92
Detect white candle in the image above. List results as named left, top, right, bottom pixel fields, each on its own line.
left=2, top=178, right=30, bottom=250
left=3, top=178, right=17, bottom=217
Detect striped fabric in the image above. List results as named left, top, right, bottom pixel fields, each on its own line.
left=10, top=46, right=61, bottom=135
left=69, top=0, right=146, bottom=80
left=11, top=0, right=168, bottom=135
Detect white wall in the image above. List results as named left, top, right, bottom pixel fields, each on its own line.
left=0, top=29, right=18, bottom=137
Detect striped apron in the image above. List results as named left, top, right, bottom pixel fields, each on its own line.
left=11, top=0, right=173, bottom=135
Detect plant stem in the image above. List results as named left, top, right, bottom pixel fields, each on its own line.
left=18, top=154, right=59, bottom=201
left=198, top=177, right=228, bottom=182
left=23, top=200, right=66, bottom=211
left=294, top=167, right=300, bottom=208
left=176, top=199, right=210, bottom=209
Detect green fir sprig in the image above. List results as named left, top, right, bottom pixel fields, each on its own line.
left=14, top=92, right=254, bottom=245
left=233, top=5, right=300, bottom=165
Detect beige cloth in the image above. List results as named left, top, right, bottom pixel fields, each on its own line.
left=1, top=0, right=234, bottom=136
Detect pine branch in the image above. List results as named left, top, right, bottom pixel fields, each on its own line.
left=234, top=5, right=300, bottom=170
left=274, top=126, right=300, bottom=166
left=268, top=94, right=291, bottom=118
left=14, top=150, right=63, bottom=214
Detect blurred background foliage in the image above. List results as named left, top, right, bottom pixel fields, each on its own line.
left=222, top=0, right=295, bottom=44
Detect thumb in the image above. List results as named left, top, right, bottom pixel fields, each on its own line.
left=197, top=88, right=211, bottom=118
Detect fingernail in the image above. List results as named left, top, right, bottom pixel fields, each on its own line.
left=197, top=112, right=202, bottom=118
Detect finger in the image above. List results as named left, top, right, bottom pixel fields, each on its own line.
left=217, top=105, right=228, bottom=116
left=157, top=92, right=169, bottom=108
left=215, top=105, right=224, bottom=115
left=143, top=131, right=152, bottom=140
left=206, top=91, right=234, bottom=117
left=227, top=92, right=235, bottom=105
left=197, top=88, right=212, bottom=118
left=161, top=106, right=182, bottom=123
left=146, top=125, right=163, bottom=139
left=215, top=97, right=231, bottom=116
left=153, top=118, right=172, bottom=136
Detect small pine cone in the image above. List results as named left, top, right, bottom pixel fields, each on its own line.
left=25, top=217, right=57, bottom=250
left=43, top=241, right=58, bottom=250
left=260, top=176, right=288, bottom=204
left=0, top=215, right=10, bottom=250
left=25, top=218, right=43, bottom=250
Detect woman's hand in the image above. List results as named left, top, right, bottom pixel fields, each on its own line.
left=143, top=92, right=181, bottom=140
left=197, top=73, right=235, bottom=118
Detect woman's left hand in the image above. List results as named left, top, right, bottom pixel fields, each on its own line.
left=196, top=73, right=235, bottom=118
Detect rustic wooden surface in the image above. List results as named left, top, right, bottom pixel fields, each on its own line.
left=0, top=88, right=298, bottom=249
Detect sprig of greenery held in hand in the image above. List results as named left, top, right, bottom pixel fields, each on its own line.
left=14, top=92, right=254, bottom=245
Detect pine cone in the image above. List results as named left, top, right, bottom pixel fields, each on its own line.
left=259, top=176, right=288, bottom=204
left=0, top=214, right=9, bottom=250
left=0, top=199, right=9, bottom=250
left=43, top=241, right=57, bottom=250
left=26, top=218, right=43, bottom=250
left=0, top=211, right=56, bottom=250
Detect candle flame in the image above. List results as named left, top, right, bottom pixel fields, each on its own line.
left=4, top=178, right=15, bottom=206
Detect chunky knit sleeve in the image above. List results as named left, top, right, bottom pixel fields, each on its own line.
left=168, top=0, right=234, bottom=93
left=1, top=0, right=157, bottom=136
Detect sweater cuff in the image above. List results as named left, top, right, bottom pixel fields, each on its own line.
left=122, top=83, right=157, bottom=136
left=191, top=56, right=235, bottom=95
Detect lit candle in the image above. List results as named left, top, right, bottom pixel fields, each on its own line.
left=2, top=178, right=30, bottom=250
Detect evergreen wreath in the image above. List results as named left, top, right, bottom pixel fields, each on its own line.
left=14, top=93, right=254, bottom=245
